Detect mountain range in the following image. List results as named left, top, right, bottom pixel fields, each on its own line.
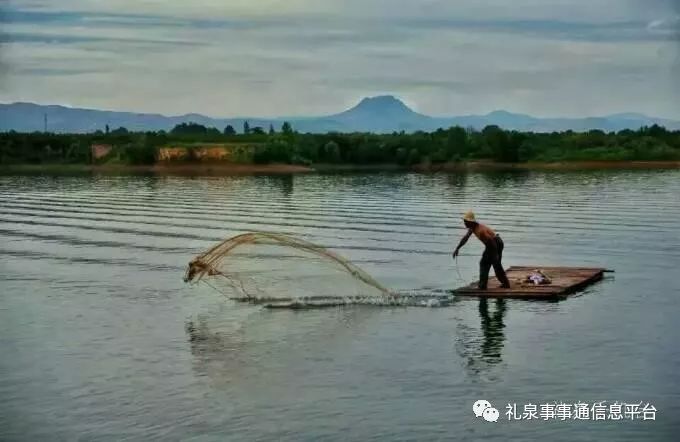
left=2, top=96, right=678, bottom=134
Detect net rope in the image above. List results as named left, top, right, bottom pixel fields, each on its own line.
left=184, top=232, right=455, bottom=307
left=185, top=232, right=406, bottom=302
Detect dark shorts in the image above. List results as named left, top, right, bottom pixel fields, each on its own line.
left=482, top=235, right=504, bottom=264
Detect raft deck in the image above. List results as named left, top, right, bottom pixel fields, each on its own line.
left=454, top=266, right=607, bottom=299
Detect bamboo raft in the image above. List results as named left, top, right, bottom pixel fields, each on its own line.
left=454, top=266, right=609, bottom=299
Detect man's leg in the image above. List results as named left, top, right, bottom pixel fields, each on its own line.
left=492, top=260, right=510, bottom=288
left=479, top=251, right=491, bottom=290
left=493, top=237, right=510, bottom=288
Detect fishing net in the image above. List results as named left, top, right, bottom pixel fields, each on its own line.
left=183, top=232, right=404, bottom=306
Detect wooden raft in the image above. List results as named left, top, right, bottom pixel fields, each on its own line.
left=454, top=266, right=606, bottom=299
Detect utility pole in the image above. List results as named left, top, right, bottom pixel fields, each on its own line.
left=44, top=113, right=47, bottom=133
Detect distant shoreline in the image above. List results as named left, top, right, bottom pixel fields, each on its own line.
left=1, top=160, right=679, bottom=175
left=414, top=160, right=680, bottom=171
left=0, top=163, right=315, bottom=175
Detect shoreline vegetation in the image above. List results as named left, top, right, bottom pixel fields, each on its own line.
left=2, top=121, right=679, bottom=174
left=2, top=160, right=679, bottom=175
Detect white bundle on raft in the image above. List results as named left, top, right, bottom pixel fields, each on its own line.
left=525, top=269, right=552, bottom=285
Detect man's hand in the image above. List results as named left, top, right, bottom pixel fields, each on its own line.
left=453, top=229, right=472, bottom=259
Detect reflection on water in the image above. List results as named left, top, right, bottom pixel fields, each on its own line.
left=184, top=316, right=246, bottom=388
left=186, top=318, right=228, bottom=349
left=1, top=170, right=679, bottom=441
left=478, top=298, right=506, bottom=364
left=184, top=306, right=387, bottom=390
left=455, top=299, right=507, bottom=377
left=479, top=170, right=532, bottom=188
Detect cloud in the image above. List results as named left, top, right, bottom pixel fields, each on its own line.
left=0, top=7, right=291, bottom=30
left=647, top=15, right=680, bottom=36
left=400, top=18, right=675, bottom=42
left=0, top=31, right=199, bottom=46
left=0, top=0, right=679, bottom=119
left=14, top=66, right=106, bottom=76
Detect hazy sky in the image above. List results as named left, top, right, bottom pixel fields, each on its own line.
left=0, top=0, right=679, bottom=118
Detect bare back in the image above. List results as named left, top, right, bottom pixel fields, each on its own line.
left=471, top=223, right=497, bottom=246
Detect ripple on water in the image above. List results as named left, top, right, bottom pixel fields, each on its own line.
left=1, top=170, right=679, bottom=441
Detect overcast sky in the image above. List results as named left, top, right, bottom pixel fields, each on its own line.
left=0, top=0, right=678, bottom=118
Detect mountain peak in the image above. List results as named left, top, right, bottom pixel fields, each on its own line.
left=358, top=95, right=402, bottom=104
left=342, top=95, right=421, bottom=118
left=355, top=95, right=409, bottom=110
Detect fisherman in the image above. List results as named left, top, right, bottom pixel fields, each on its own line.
left=452, top=211, right=510, bottom=290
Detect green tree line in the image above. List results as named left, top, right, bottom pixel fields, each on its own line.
left=1, top=122, right=679, bottom=166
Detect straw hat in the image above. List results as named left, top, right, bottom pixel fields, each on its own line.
left=462, top=210, right=477, bottom=223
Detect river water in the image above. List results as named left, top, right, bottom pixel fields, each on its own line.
left=1, top=170, right=678, bottom=441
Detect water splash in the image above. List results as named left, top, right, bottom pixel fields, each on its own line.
left=261, top=292, right=456, bottom=309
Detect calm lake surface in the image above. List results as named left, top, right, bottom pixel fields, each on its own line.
left=1, top=170, right=679, bottom=441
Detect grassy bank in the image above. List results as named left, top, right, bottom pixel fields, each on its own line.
left=0, top=163, right=313, bottom=175
left=3, top=124, right=680, bottom=170
left=3, top=160, right=679, bottom=175
left=415, top=160, right=680, bottom=171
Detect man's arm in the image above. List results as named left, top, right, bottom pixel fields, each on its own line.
left=452, top=229, right=473, bottom=258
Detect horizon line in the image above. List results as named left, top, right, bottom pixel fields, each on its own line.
left=1, top=99, right=676, bottom=122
